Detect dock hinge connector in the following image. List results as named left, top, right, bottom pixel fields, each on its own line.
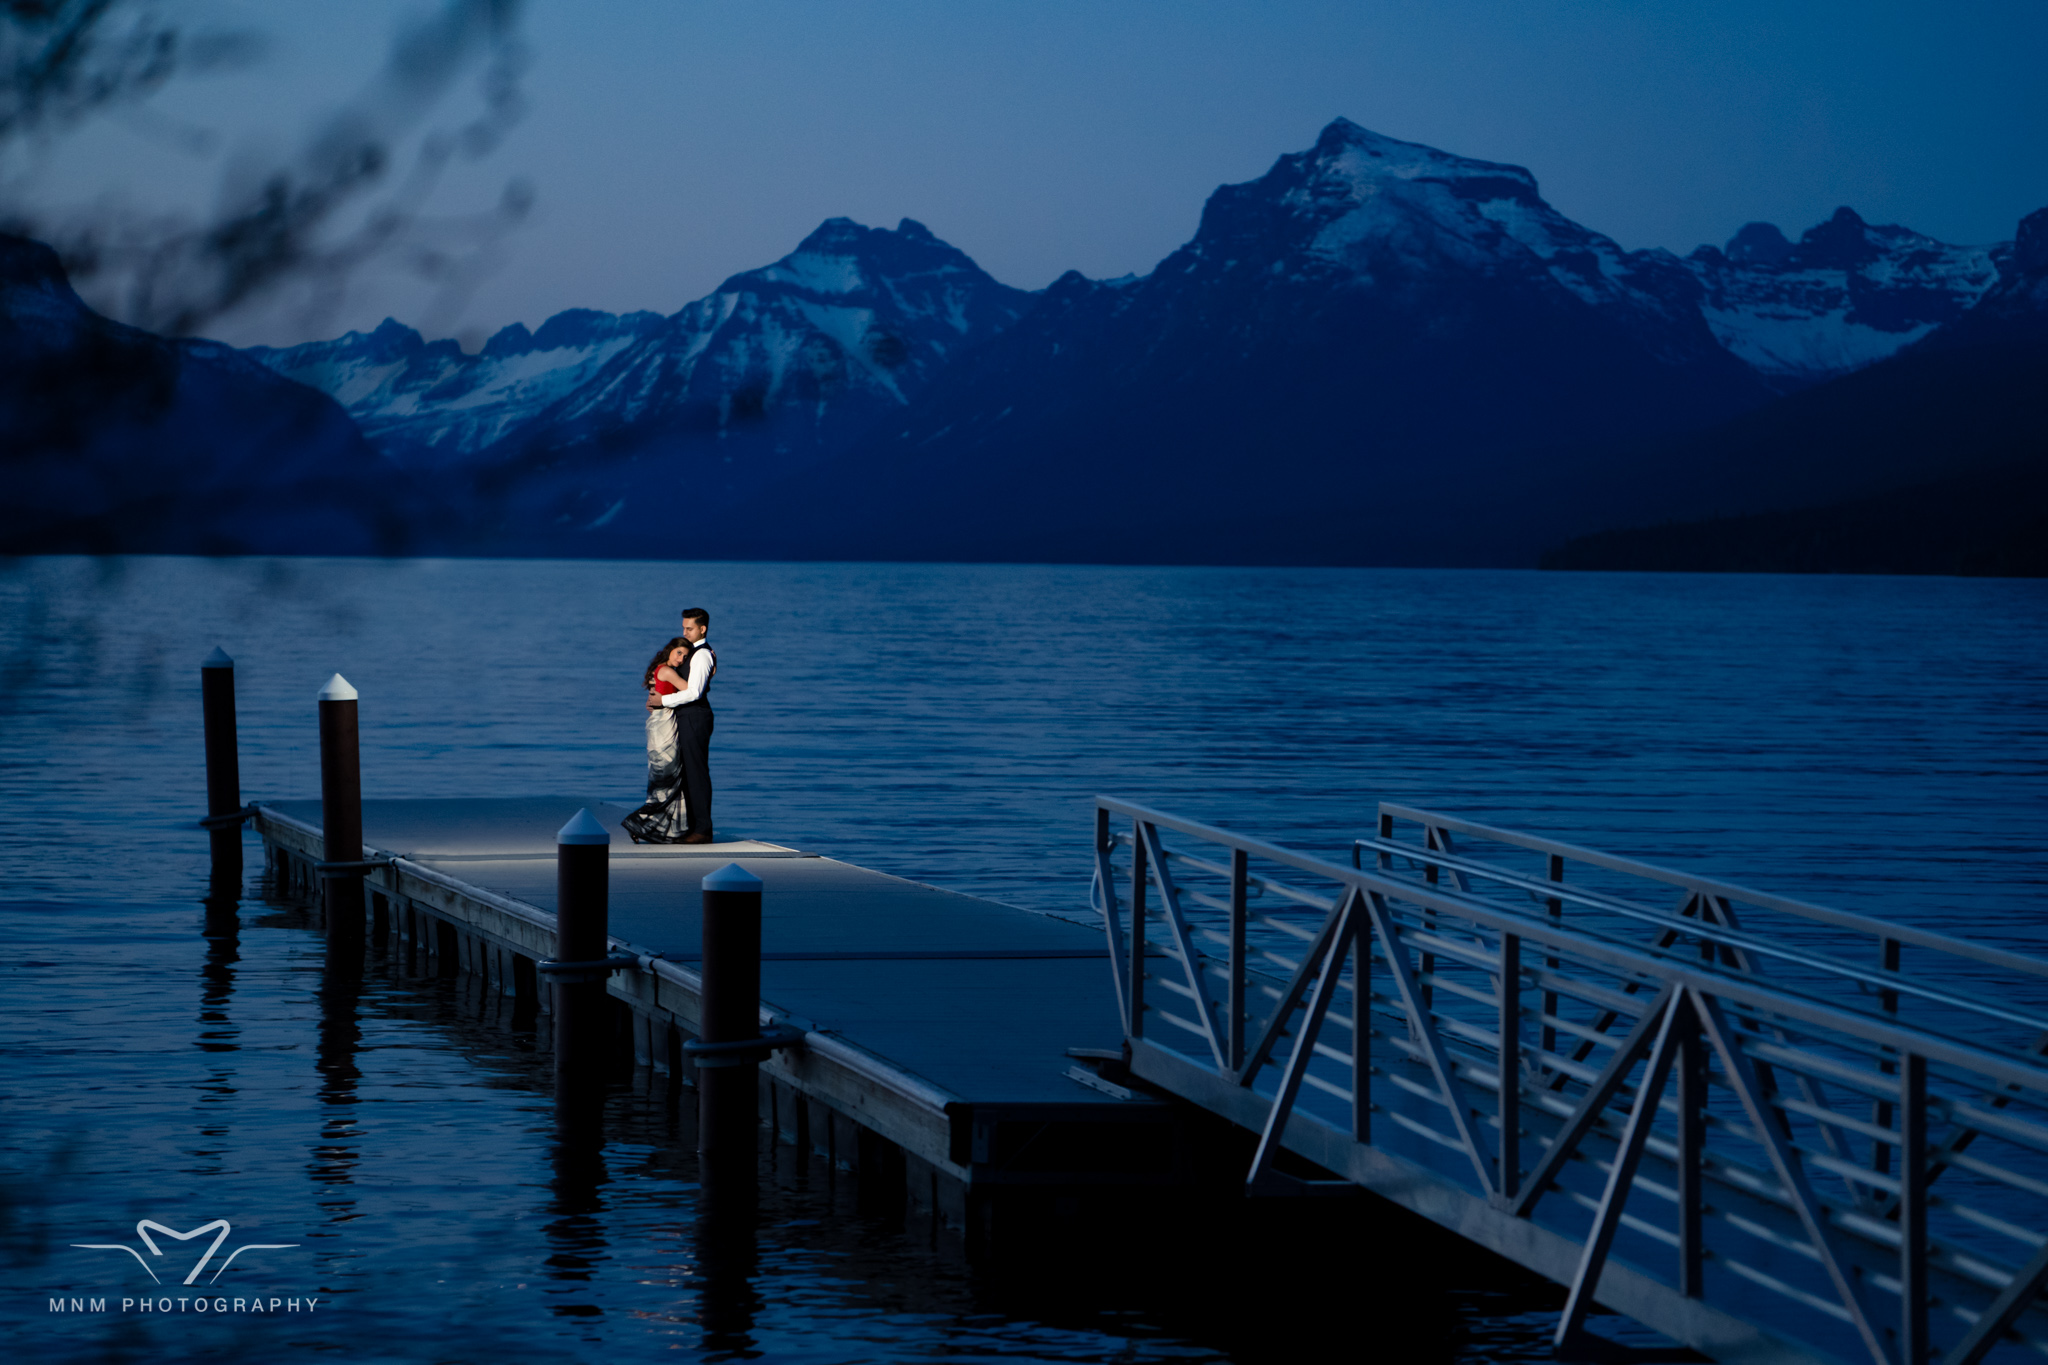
left=682, top=1023, right=807, bottom=1068
left=198, top=804, right=261, bottom=829
left=535, top=952, right=641, bottom=984
left=315, top=856, right=397, bottom=880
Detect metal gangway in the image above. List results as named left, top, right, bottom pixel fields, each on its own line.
left=1089, top=797, right=2048, bottom=1365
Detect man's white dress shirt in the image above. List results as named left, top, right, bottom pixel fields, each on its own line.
left=660, top=643, right=713, bottom=707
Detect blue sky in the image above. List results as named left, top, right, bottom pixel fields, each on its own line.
left=35, top=0, right=2048, bottom=346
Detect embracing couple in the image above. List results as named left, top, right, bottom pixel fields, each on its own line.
left=622, top=606, right=717, bottom=845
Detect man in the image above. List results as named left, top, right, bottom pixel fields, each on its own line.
left=647, top=607, right=716, bottom=843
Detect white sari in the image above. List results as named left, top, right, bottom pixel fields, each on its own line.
left=621, top=690, right=688, bottom=843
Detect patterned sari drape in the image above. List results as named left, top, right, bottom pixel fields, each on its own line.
left=621, top=706, right=688, bottom=843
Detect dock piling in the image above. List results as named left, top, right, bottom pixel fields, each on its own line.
left=200, top=648, right=243, bottom=885
left=316, top=674, right=364, bottom=960
left=695, top=863, right=765, bottom=1164
left=551, top=809, right=613, bottom=1096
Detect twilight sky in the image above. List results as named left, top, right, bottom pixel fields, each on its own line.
left=30, top=0, right=2048, bottom=347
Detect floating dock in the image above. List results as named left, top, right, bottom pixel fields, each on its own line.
left=254, top=797, right=1186, bottom=1238
left=239, top=774, right=2048, bottom=1364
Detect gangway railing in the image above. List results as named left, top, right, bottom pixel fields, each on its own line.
left=1090, top=796, right=2048, bottom=1365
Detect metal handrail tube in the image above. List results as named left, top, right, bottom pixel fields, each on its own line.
left=1250, top=913, right=1319, bottom=943
left=1419, top=971, right=1497, bottom=1013
left=1380, top=802, right=2048, bottom=985
left=1097, top=795, right=2048, bottom=1093
left=1775, top=1095, right=1909, bottom=1147
left=1515, top=963, right=1654, bottom=1020
left=1395, top=926, right=1512, bottom=976
left=1943, top=1146, right=2048, bottom=1202
left=1355, top=834, right=2048, bottom=1036
left=1309, top=1040, right=1354, bottom=1069
left=1150, top=1006, right=1211, bottom=1040
left=1946, top=1100, right=2048, bottom=1156
left=1718, top=1250, right=1861, bottom=1324
left=1371, top=897, right=1658, bottom=991
left=1945, top=1203, right=2048, bottom=1254
left=1119, top=835, right=1337, bottom=913
left=1744, top=1034, right=2048, bottom=1130
left=1312, top=900, right=1666, bottom=1015
left=1385, top=924, right=1946, bottom=1107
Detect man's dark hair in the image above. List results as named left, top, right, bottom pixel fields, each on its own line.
left=682, top=607, right=710, bottom=631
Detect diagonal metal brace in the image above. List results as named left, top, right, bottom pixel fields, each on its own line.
left=1693, top=989, right=1888, bottom=1365
left=1556, top=990, right=1690, bottom=1351
left=1246, top=889, right=1359, bottom=1190
left=1138, top=821, right=1229, bottom=1071
left=1237, top=888, right=1352, bottom=1087
left=1513, top=982, right=1678, bottom=1219
left=1366, top=890, right=1495, bottom=1199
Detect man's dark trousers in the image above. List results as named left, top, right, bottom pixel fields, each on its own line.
left=676, top=704, right=714, bottom=837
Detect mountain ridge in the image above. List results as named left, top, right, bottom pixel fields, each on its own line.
left=702, top=117, right=1780, bottom=565
left=8, top=119, right=2039, bottom=569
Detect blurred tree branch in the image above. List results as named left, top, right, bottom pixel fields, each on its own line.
left=0, top=0, right=532, bottom=338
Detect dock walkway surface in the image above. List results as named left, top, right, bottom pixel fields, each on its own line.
left=255, top=796, right=1179, bottom=1231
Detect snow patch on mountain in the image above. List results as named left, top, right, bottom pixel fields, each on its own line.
left=1685, top=209, right=2003, bottom=385
left=1206, top=120, right=1725, bottom=370
left=250, top=310, right=666, bottom=465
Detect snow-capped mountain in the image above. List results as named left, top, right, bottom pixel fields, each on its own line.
left=200, top=118, right=2037, bottom=565
left=1543, top=208, right=2048, bottom=573
left=248, top=216, right=1033, bottom=548
left=459, top=216, right=1034, bottom=544
left=722, top=119, right=1774, bottom=566
left=1189, top=118, right=1735, bottom=370
left=248, top=309, right=666, bottom=466
left=1684, top=209, right=2004, bottom=388
left=530, top=216, right=1030, bottom=445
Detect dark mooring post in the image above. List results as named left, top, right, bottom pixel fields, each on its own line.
left=317, top=674, right=365, bottom=962
left=697, top=863, right=765, bottom=1165
left=553, top=809, right=613, bottom=1103
left=200, top=648, right=243, bottom=886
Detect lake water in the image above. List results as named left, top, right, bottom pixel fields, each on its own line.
left=3, top=556, right=2044, bottom=1361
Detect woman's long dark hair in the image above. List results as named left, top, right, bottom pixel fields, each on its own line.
left=643, top=637, right=690, bottom=688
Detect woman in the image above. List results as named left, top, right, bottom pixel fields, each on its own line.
left=621, top=638, right=692, bottom=843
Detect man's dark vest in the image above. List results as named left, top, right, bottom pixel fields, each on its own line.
left=676, top=641, right=715, bottom=707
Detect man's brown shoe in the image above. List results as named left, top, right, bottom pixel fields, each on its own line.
left=681, top=830, right=715, bottom=844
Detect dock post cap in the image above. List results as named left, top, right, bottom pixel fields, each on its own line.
left=201, top=647, right=234, bottom=669
left=702, top=863, right=761, bottom=893
left=316, top=673, right=358, bottom=702
left=556, top=808, right=612, bottom=846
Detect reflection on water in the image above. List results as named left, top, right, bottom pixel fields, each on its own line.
left=693, top=1162, right=762, bottom=1353
left=7, top=876, right=1585, bottom=1362
left=2, top=555, right=2043, bottom=1360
